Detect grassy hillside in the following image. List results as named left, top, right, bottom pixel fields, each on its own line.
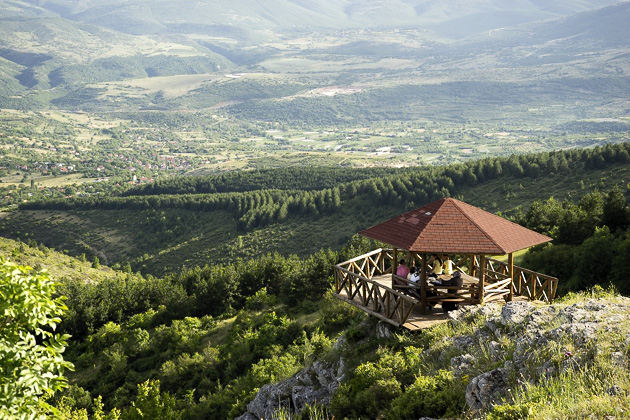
left=20, top=236, right=630, bottom=419
left=0, top=236, right=130, bottom=283
left=3, top=144, right=629, bottom=277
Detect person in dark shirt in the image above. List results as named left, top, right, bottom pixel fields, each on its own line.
left=437, top=271, right=463, bottom=312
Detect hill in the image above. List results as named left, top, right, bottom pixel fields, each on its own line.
left=0, top=236, right=123, bottom=283
left=0, top=0, right=627, bottom=125
left=24, top=0, right=623, bottom=39
left=16, top=234, right=630, bottom=419
left=2, top=143, right=629, bottom=277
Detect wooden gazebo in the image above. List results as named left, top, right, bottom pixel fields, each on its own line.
left=334, top=198, right=558, bottom=330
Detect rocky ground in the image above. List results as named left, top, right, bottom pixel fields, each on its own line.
left=237, top=295, right=630, bottom=419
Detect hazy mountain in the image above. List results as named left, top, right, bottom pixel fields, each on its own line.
left=463, top=1, right=630, bottom=48
left=0, top=0, right=628, bottom=111
left=22, top=0, right=624, bottom=39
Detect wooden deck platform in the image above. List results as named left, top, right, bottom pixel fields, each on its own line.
left=336, top=274, right=453, bottom=331
left=333, top=248, right=557, bottom=332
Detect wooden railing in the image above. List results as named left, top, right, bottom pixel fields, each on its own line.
left=334, top=249, right=420, bottom=327
left=469, top=256, right=558, bottom=303
left=335, top=248, right=392, bottom=279
left=512, top=265, right=558, bottom=303
left=334, top=250, right=559, bottom=326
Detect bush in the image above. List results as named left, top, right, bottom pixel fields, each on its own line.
left=386, top=370, right=465, bottom=419
left=121, top=380, right=180, bottom=420
left=0, top=260, right=73, bottom=418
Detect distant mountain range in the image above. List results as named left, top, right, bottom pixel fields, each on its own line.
left=0, top=0, right=628, bottom=113
left=19, top=0, right=624, bottom=39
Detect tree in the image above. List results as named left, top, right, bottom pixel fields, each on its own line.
left=0, top=259, right=73, bottom=418
left=602, top=185, right=630, bottom=232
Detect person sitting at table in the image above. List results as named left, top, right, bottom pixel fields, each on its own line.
left=409, top=266, right=421, bottom=284
left=442, top=255, right=454, bottom=275
left=439, top=271, right=464, bottom=312
left=410, top=265, right=437, bottom=310
left=396, top=259, right=410, bottom=278
left=427, top=254, right=443, bottom=278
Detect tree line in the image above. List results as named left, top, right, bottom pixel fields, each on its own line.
left=20, top=142, right=630, bottom=234
left=122, top=166, right=402, bottom=196
left=518, top=184, right=630, bottom=295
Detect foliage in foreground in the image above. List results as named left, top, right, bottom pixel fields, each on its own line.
left=0, top=259, right=73, bottom=418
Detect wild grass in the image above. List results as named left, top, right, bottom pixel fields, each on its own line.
left=489, top=362, right=630, bottom=419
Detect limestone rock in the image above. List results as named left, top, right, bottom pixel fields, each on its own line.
left=499, top=301, right=534, bottom=326
left=376, top=321, right=394, bottom=339
left=239, top=361, right=339, bottom=419
left=451, top=353, right=475, bottom=378
left=453, top=335, right=475, bottom=352
left=488, top=340, right=503, bottom=361
left=466, top=368, right=509, bottom=410
left=246, top=378, right=296, bottom=419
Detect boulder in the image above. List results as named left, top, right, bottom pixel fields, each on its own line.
left=246, top=378, right=297, bottom=419
left=450, top=353, right=475, bottom=378
left=376, top=321, right=394, bottom=339
left=240, top=361, right=339, bottom=419
left=499, top=301, right=534, bottom=326
left=453, top=335, right=475, bottom=352
left=466, top=368, right=509, bottom=410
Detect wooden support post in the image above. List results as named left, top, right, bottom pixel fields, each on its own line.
left=507, top=252, right=514, bottom=302
left=468, top=254, right=475, bottom=277
left=392, top=247, right=398, bottom=288
left=420, top=253, right=427, bottom=314
left=478, top=254, right=485, bottom=304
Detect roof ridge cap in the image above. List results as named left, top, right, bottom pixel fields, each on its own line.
left=451, top=199, right=506, bottom=254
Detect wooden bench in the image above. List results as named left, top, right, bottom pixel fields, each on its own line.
left=426, top=282, right=479, bottom=307
left=392, top=274, right=422, bottom=299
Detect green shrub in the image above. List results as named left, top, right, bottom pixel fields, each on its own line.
left=0, top=260, right=73, bottom=418
left=330, top=346, right=425, bottom=418
left=121, top=380, right=181, bottom=420
left=317, top=291, right=365, bottom=334
left=245, top=287, right=277, bottom=310
left=486, top=403, right=534, bottom=420
left=386, top=370, right=465, bottom=419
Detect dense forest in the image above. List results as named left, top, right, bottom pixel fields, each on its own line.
left=19, top=142, right=630, bottom=235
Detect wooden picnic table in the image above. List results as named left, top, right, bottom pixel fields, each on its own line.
left=393, top=271, right=482, bottom=308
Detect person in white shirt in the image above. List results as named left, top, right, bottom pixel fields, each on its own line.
left=409, top=266, right=421, bottom=283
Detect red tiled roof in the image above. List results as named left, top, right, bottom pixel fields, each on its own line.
left=359, top=197, right=552, bottom=254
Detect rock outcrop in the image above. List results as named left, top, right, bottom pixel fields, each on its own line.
left=239, top=296, right=630, bottom=418
left=236, top=360, right=341, bottom=420
left=449, top=297, right=630, bottom=412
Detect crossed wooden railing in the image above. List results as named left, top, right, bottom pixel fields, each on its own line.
left=334, top=249, right=421, bottom=327
left=334, top=249, right=559, bottom=328
left=468, top=256, right=559, bottom=303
